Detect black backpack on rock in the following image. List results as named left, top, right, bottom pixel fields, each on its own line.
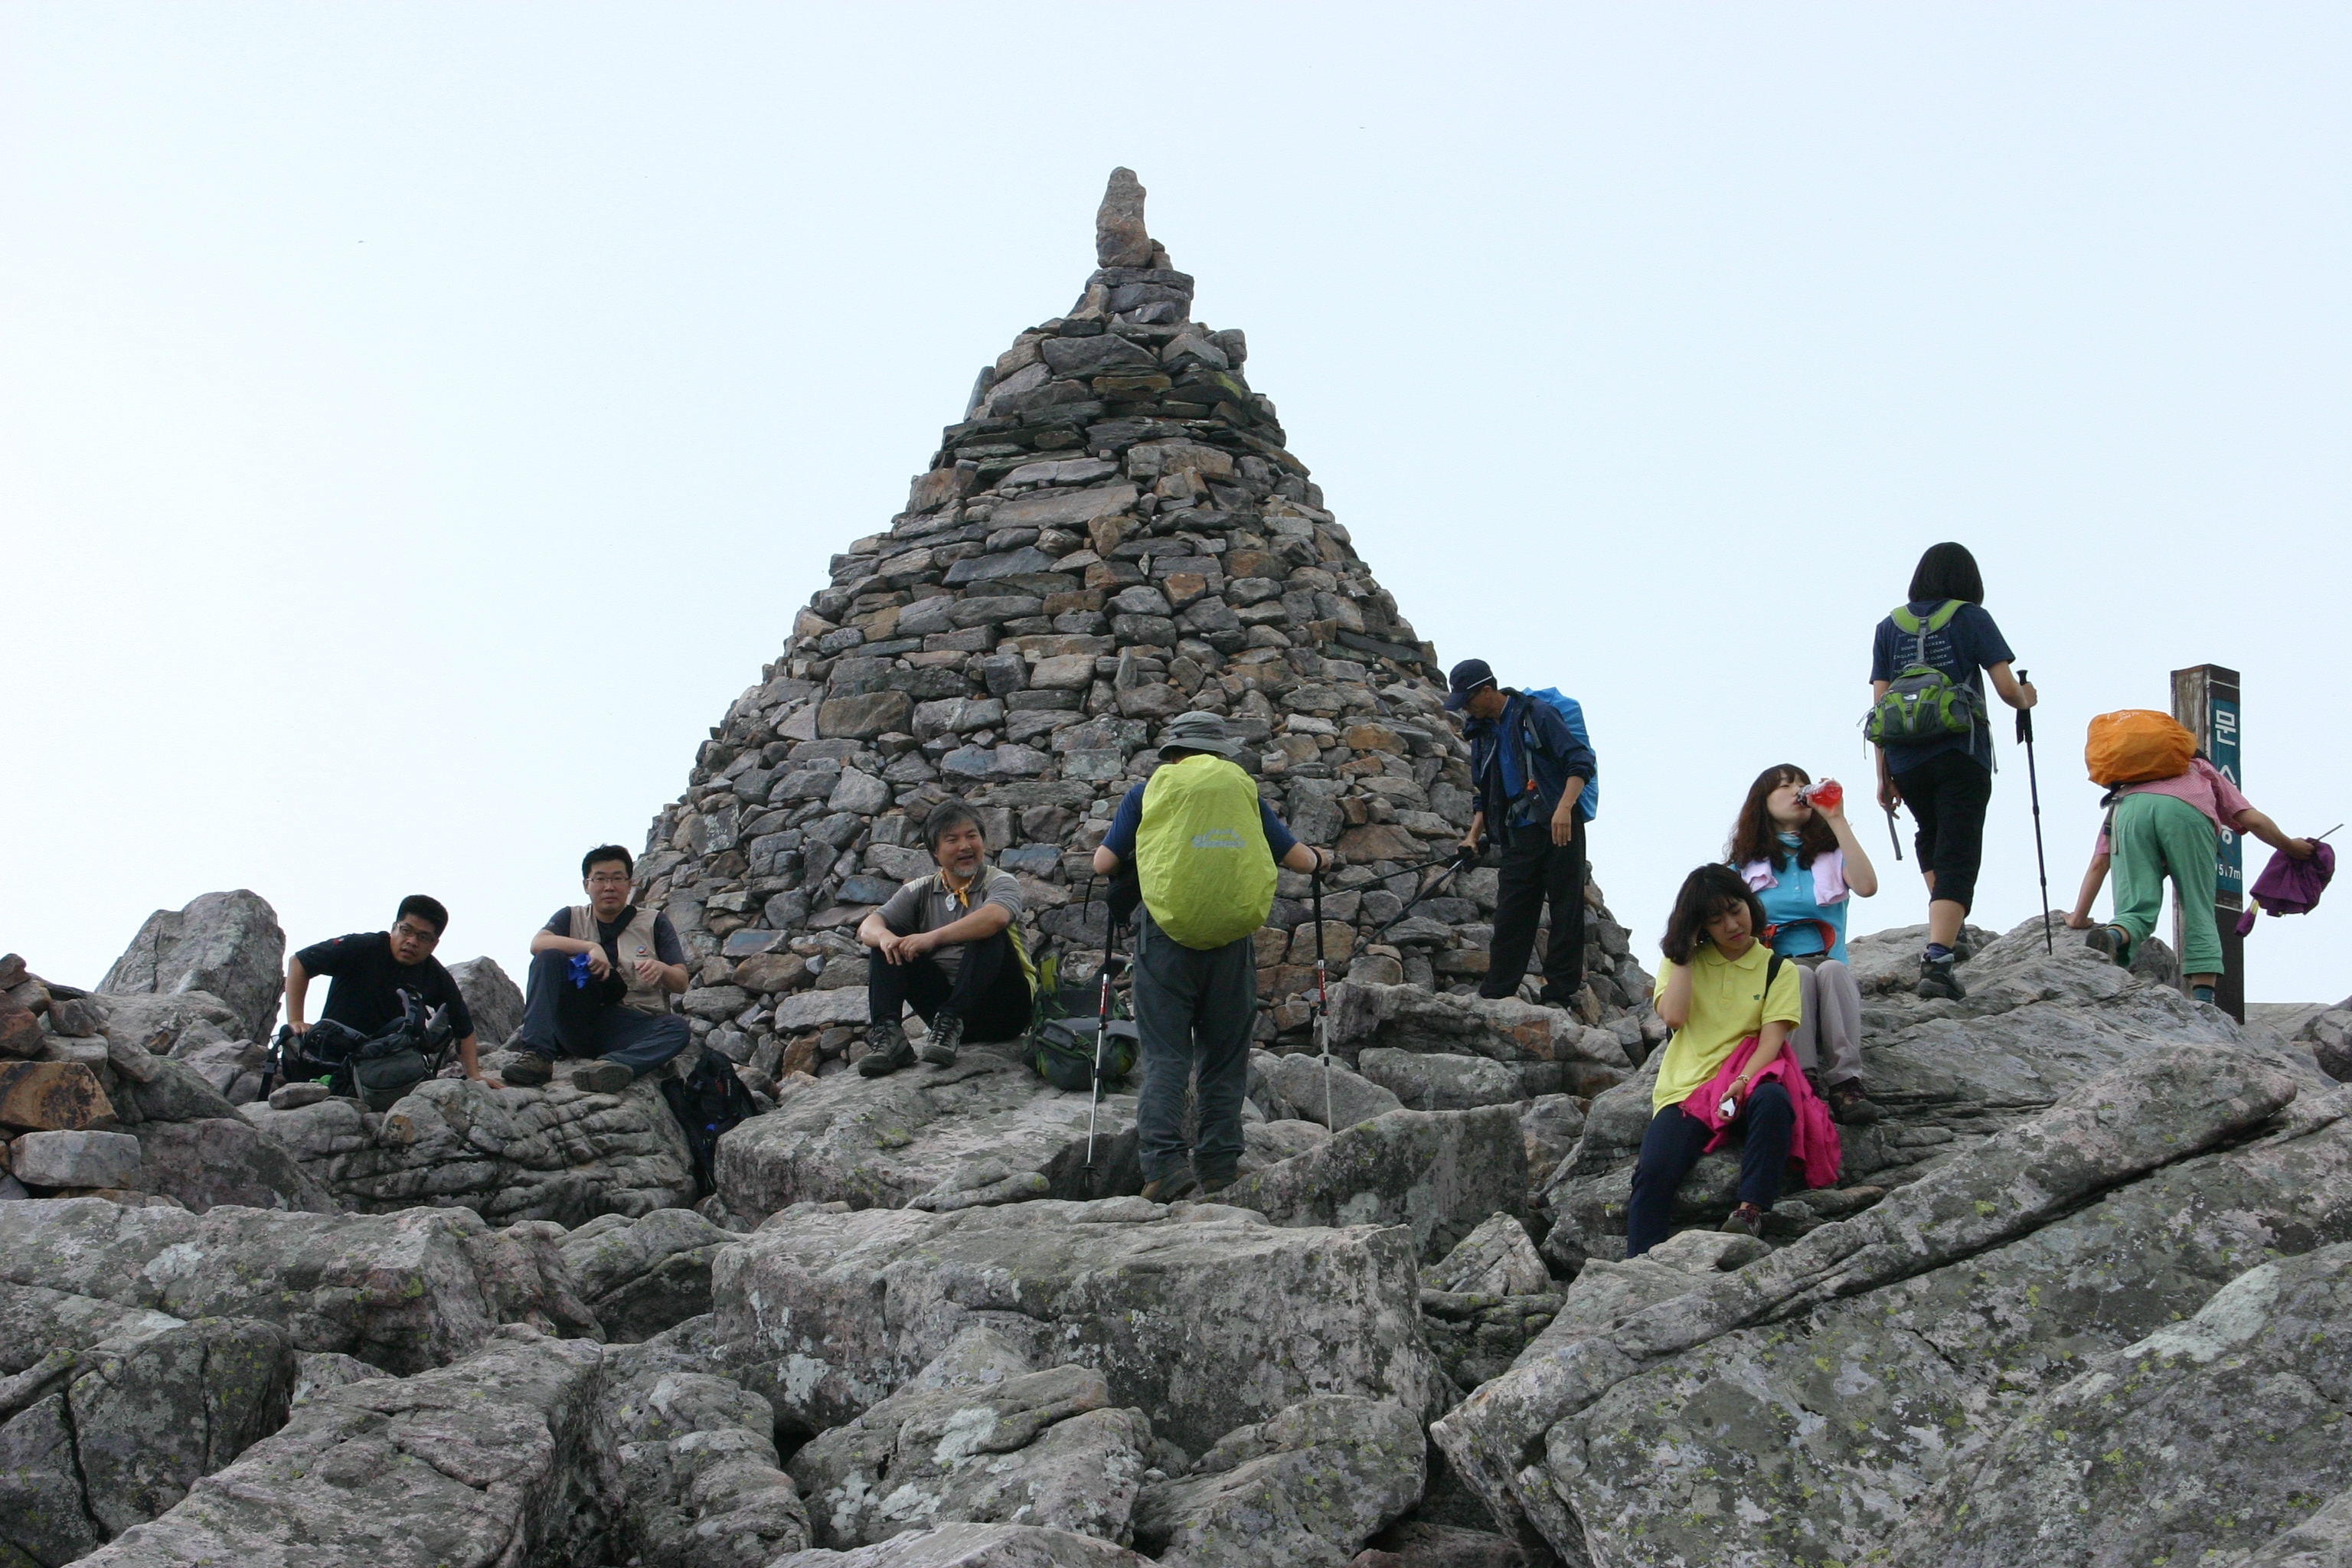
left=660, top=1047, right=763, bottom=1197
left=270, top=990, right=454, bottom=1112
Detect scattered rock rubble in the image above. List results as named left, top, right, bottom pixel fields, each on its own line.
left=8, top=169, right=2352, bottom=1568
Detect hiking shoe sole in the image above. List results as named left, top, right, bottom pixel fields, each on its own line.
left=1915, top=964, right=1966, bottom=1001
left=916, top=1044, right=959, bottom=1067
left=1141, top=1170, right=1200, bottom=1204
left=2083, top=925, right=2130, bottom=967
left=570, top=1061, right=633, bottom=1095
left=858, top=1041, right=916, bottom=1077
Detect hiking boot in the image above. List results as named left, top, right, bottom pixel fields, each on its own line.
left=2083, top=923, right=2131, bottom=968
left=502, top=1051, right=555, bottom=1088
left=1197, top=1172, right=1234, bottom=1197
left=1915, top=954, right=1966, bottom=1001
left=1140, top=1168, right=1200, bottom=1204
left=918, top=1010, right=963, bottom=1067
left=858, top=1021, right=916, bottom=1078
left=1720, top=1202, right=1764, bottom=1237
left=1826, top=1081, right=1884, bottom=1125
left=570, top=1060, right=633, bottom=1095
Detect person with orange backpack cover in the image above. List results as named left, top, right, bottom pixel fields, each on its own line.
left=2063, top=710, right=2314, bottom=1004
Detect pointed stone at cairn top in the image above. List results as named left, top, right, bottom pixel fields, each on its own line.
left=1095, top=167, right=1157, bottom=269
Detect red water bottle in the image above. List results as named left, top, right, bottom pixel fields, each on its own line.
left=1803, top=779, right=1844, bottom=812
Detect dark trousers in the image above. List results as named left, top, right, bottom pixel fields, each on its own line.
left=1894, top=750, right=1994, bottom=913
left=518, top=949, right=692, bottom=1074
left=1482, top=817, right=1587, bottom=1003
left=867, top=929, right=1031, bottom=1043
left=1132, top=908, right=1256, bottom=1185
left=1625, top=1082, right=1795, bottom=1256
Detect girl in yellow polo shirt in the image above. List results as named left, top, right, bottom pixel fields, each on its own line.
left=1628, top=864, right=1805, bottom=1255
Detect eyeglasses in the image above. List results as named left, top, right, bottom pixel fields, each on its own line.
left=585, top=873, right=632, bottom=887
left=392, top=923, right=441, bottom=945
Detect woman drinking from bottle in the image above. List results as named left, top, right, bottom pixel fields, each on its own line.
left=1627, top=865, right=1839, bottom=1256
left=1730, top=766, right=1884, bottom=1126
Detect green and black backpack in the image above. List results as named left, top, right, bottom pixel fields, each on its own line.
left=1024, top=950, right=1138, bottom=1092
left=1864, top=599, right=1984, bottom=746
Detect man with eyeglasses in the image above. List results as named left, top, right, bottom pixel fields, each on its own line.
left=507, top=844, right=691, bottom=1093
left=284, top=893, right=488, bottom=1081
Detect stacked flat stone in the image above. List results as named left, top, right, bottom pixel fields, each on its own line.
left=631, top=169, right=1655, bottom=1084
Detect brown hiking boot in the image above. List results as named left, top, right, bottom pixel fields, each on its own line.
left=502, top=1051, right=554, bottom=1087
left=1826, top=1082, right=1884, bottom=1125
left=570, top=1060, right=633, bottom=1095
left=1141, top=1168, right=1200, bottom=1204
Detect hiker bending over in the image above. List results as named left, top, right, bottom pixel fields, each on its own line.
left=283, top=894, right=486, bottom=1081
left=509, top=844, right=691, bottom=1093
left=1868, top=542, right=2037, bottom=1001
left=1446, top=657, right=1599, bottom=1009
left=2066, top=726, right=2314, bottom=1006
left=1092, top=710, right=1332, bottom=1203
left=1730, top=766, right=1883, bottom=1125
left=857, top=798, right=1034, bottom=1077
left=1628, top=865, right=1839, bottom=1256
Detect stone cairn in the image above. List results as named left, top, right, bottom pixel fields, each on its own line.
left=631, top=168, right=1657, bottom=1087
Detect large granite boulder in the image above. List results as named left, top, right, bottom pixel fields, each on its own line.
left=98, top=890, right=286, bottom=1044
left=713, top=1197, right=1436, bottom=1453
left=446, top=955, right=525, bottom=1047
left=242, top=1070, right=698, bottom=1224
left=0, top=1195, right=599, bottom=1374
left=770, top=1521, right=1155, bottom=1566
left=1220, top=1106, right=1526, bottom=1261
left=1885, top=1239, right=2352, bottom=1566
left=1132, top=1393, right=1425, bottom=1567
left=0, top=1315, right=296, bottom=1564
left=714, top=1048, right=1140, bottom=1219
left=594, top=1341, right=814, bottom=1567
left=1432, top=1042, right=2326, bottom=1566
left=560, top=1206, right=745, bottom=1342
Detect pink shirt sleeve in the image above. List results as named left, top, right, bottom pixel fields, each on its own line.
left=2198, top=758, right=2254, bottom=828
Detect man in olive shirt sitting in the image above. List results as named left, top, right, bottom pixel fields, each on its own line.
left=856, top=799, right=1034, bottom=1077
left=284, top=894, right=487, bottom=1081
left=510, top=844, right=692, bottom=1093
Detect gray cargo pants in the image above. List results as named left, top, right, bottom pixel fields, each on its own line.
left=1132, top=907, right=1257, bottom=1186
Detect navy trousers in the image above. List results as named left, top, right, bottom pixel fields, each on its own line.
left=1625, top=1080, right=1795, bottom=1256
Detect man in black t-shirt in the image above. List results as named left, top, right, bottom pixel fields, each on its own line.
left=508, top=844, right=692, bottom=1093
left=285, top=894, right=487, bottom=1081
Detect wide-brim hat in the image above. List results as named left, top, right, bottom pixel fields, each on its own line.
left=1157, top=710, right=1242, bottom=759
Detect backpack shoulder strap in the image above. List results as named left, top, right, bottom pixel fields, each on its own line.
left=1766, top=951, right=1786, bottom=998
left=1923, top=599, right=1965, bottom=633
left=1890, top=605, right=1922, bottom=634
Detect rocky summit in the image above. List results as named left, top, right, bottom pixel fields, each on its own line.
left=6, top=172, right=2352, bottom=1568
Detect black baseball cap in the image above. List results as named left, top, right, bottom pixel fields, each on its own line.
left=1443, top=658, right=1498, bottom=711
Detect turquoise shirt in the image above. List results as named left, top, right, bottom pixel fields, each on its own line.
left=1757, top=833, right=1849, bottom=961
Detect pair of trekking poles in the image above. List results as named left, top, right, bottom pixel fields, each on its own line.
left=1878, top=666, right=2055, bottom=955
left=1079, top=844, right=1480, bottom=1174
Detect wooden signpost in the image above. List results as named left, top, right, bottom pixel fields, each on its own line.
left=2171, top=663, right=2244, bottom=1022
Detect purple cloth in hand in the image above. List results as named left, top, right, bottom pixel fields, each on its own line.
left=2237, top=841, right=2336, bottom=936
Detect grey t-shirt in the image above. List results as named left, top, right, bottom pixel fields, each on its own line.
left=876, top=866, right=1024, bottom=978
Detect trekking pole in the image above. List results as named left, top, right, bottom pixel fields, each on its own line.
left=1883, top=804, right=1904, bottom=862
left=1370, top=847, right=1477, bottom=942
left=2016, top=669, right=2053, bottom=954
left=1312, top=858, right=1333, bottom=1129
left=1085, top=920, right=1122, bottom=1181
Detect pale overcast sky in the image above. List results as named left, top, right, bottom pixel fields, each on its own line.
left=4, top=5, right=2346, bottom=1005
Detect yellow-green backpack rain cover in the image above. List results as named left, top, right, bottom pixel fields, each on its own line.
left=1135, top=754, right=1277, bottom=950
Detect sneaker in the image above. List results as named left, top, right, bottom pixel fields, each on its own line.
left=1915, top=955, right=1966, bottom=1001
left=1825, top=1082, right=1884, bottom=1125
left=570, top=1060, right=633, bottom=1095
left=2083, top=924, right=2131, bottom=968
left=858, top=1021, right=916, bottom=1078
left=1720, top=1202, right=1764, bottom=1237
left=502, top=1052, right=555, bottom=1088
left=919, top=1010, right=963, bottom=1067
left=1140, top=1168, right=1200, bottom=1204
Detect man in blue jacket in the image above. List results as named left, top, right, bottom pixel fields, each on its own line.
left=1449, top=658, right=1598, bottom=1010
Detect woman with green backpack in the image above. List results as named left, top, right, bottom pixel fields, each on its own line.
left=1867, top=542, right=2037, bottom=1001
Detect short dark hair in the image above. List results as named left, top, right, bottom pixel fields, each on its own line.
left=1660, top=864, right=1770, bottom=966
left=395, top=894, right=448, bottom=936
left=582, top=844, right=635, bottom=878
left=1908, top=541, right=1984, bottom=605
left=923, top=799, right=985, bottom=853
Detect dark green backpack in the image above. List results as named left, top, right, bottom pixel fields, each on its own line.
left=1024, top=952, right=1138, bottom=1091
left=1864, top=600, right=1983, bottom=746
